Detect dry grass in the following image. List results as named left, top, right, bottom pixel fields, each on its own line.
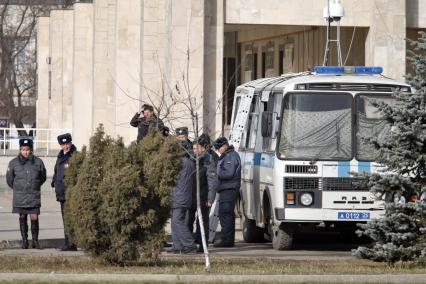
left=0, top=255, right=425, bottom=275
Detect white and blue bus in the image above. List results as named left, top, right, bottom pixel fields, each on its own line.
left=230, top=66, right=411, bottom=250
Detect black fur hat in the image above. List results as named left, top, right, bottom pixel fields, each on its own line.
left=213, top=137, right=228, bottom=150
left=19, top=138, right=33, bottom=149
left=57, top=133, right=72, bottom=145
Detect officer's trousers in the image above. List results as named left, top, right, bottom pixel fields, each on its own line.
left=171, top=207, right=196, bottom=250
left=218, top=189, right=237, bottom=245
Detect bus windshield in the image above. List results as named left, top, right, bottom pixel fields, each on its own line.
left=356, top=94, right=395, bottom=161
left=278, top=93, right=352, bottom=160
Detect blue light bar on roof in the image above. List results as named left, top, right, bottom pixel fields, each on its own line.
left=314, top=66, right=344, bottom=74
left=314, top=66, right=383, bottom=75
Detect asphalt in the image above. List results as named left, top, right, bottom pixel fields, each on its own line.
left=0, top=273, right=426, bottom=283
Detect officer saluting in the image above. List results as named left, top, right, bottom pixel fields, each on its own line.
left=51, top=133, right=77, bottom=251
left=212, top=137, right=241, bottom=248
left=130, top=104, right=164, bottom=142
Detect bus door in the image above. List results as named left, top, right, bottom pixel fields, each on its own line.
left=239, top=94, right=260, bottom=220
left=256, top=91, right=283, bottom=225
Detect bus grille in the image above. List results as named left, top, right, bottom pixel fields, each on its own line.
left=322, top=177, right=367, bottom=191
left=284, top=177, right=319, bottom=190
left=286, top=165, right=318, bottom=174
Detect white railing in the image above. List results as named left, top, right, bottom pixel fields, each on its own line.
left=0, top=128, right=72, bottom=156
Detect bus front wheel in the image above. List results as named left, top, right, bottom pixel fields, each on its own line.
left=240, top=202, right=264, bottom=243
left=272, top=223, right=294, bottom=250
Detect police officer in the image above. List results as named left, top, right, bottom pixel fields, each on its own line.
left=192, top=135, right=218, bottom=252
left=198, top=133, right=219, bottom=162
left=169, top=140, right=197, bottom=254
left=175, top=127, right=196, bottom=232
left=130, top=104, right=164, bottom=142
left=213, top=137, right=241, bottom=248
left=175, top=127, right=192, bottom=146
left=6, top=138, right=47, bottom=249
left=51, top=133, right=77, bottom=251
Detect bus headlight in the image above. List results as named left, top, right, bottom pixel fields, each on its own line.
left=394, top=195, right=406, bottom=204
left=300, top=193, right=314, bottom=206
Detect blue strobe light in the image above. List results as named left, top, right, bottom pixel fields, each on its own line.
left=314, top=66, right=383, bottom=75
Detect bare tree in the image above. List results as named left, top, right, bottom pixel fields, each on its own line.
left=0, top=1, right=53, bottom=135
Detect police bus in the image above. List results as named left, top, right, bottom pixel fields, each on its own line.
left=230, top=66, right=411, bottom=249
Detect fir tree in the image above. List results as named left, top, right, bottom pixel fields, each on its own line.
left=353, top=32, right=426, bottom=263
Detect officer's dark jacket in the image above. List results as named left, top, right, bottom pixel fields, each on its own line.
left=191, top=152, right=218, bottom=208
left=6, top=154, right=47, bottom=208
left=130, top=113, right=164, bottom=141
left=52, top=144, right=77, bottom=202
left=208, top=149, right=219, bottom=163
left=216, top=146, right=241, bottom=192
left=172, top=156, right=195, bottom=209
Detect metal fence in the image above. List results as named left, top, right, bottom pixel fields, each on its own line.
left=0, top=128, right=72, bottom=156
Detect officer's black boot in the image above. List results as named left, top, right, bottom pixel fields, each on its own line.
left=19, top=215, right=28, bottom=249
left=31, top=219, right=40, bottom=249
left=59, top=234, right=77, bottom=251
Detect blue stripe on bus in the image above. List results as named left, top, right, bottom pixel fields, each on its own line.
left=338, top=161, right=351, bottom=177
left=254, top=152, right=262, bottom=167
left=358, top=161, right=371, bottom=174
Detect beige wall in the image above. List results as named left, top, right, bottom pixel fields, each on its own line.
left=48, top=10, right=64, bottom=132
left=407, top=0, right=426, bottom=28
left=35, top=17, right=50, bottom=148
left=204, top=0, right=224, bottom=136
left=114, top=0, right=142, bottom=144
left=92, top=0, right=117, bottom=137
left=365, top=0, right=406, bottom=82
left=225, top=0, right=372, bottom=27
left=72, top=3, right=94, bottom=148
left=36, top=0, right=425, bottom=145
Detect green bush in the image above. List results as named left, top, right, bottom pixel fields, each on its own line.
left=65, top=125, right=181, bottom=264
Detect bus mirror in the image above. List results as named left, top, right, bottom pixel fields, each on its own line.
left=271, top=112, right=279, bottom=138
left=261, top=111, right=273, bottom=137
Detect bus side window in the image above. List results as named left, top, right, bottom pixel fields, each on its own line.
left=244, top=95, right=260, bottom=149
left=263, top=93, right=282, bottom=151
left=231, top=96, right=241, bottom=128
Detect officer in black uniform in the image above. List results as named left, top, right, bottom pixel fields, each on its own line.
left=175, top=127, right=192, bottom=146
left=192, top=135, right=218, bottom=251
left=52, top=133, right=77, bottom=251
left=7, top=138, right=47, bottom=249
left=213, top=137, right=241, bottom=248
left=130, top=104, right=164, bottom=142
left=169, top=140, right=197, bottom=254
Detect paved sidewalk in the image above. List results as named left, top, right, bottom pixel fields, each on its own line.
left=0, top=272, right=426, bottom=283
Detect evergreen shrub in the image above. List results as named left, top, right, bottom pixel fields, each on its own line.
left=65, top=125, right=181, bottom=264
left=353, top=32, right=426, bottom=263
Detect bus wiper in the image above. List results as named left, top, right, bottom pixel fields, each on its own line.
left=335, top=121, right=341, bottom=153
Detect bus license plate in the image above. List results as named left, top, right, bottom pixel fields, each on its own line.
left=338, top=212, right=370, bottom=220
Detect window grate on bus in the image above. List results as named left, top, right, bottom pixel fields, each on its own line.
left=322, top=177, right=368, bottom=191
left=285, top=165, right=318, bottom=174
left=305, top=83, right=409, bottom=93
left=284, top=177, right=319, bottom=190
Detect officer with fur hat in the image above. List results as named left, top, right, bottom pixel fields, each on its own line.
left=175, top=127, right=192, bottom=146
left=191, top=134, right=219, bottom=252
left=51, top=133, right=77, bottom=251
left=6, top=138, right=46, bottom=249
left=169, top=140, right=197, bottom=254
left=212, top=137, right=241, bottom=247
left=130, top=104, right=164, bottom=142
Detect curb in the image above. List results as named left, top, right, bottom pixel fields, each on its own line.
left=0, top=238, right=64, bottom=250
left=1, top=273, right=426, bottom=283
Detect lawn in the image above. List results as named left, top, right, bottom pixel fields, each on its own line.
left=0, top=255, right=425, bottom=275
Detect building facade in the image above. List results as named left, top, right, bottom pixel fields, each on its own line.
left=36, top=0, right=426, bottom=148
